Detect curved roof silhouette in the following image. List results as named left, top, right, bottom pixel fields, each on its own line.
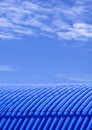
left=0, top=84, right=92, bottom=130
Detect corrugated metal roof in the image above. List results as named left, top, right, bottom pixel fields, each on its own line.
left=0, top=84, right=92, bottom=130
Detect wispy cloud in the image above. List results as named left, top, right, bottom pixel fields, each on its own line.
left=56, top=73, right=92, bottom=83
left=0, top=0, right=92, bottom=41
left=0, top=65, right=17, bottom=71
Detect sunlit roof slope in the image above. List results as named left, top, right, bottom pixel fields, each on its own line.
left=0, top=84, right=92, bottom=130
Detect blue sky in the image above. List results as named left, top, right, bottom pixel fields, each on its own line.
left=0, top=0, right=92, bottom=84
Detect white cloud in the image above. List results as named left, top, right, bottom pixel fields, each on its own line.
left=57, top=22, right=92, bottom=40
left=56, top=73, right=92, bottom=82
left=0, top=0, right=92, bottom=41
left=0, top=65, right=17, bottom=71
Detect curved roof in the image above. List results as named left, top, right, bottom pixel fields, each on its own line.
left=0, top=84, right=92, bottom=130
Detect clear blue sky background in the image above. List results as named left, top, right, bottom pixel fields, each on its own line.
left=0, top=0, right=92, bottom=84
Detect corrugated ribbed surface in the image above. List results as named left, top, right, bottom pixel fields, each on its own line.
left=0, top=84, right=92, bottom=130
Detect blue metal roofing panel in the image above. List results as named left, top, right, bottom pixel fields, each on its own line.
left=0, top=84, right=92, bottom=130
